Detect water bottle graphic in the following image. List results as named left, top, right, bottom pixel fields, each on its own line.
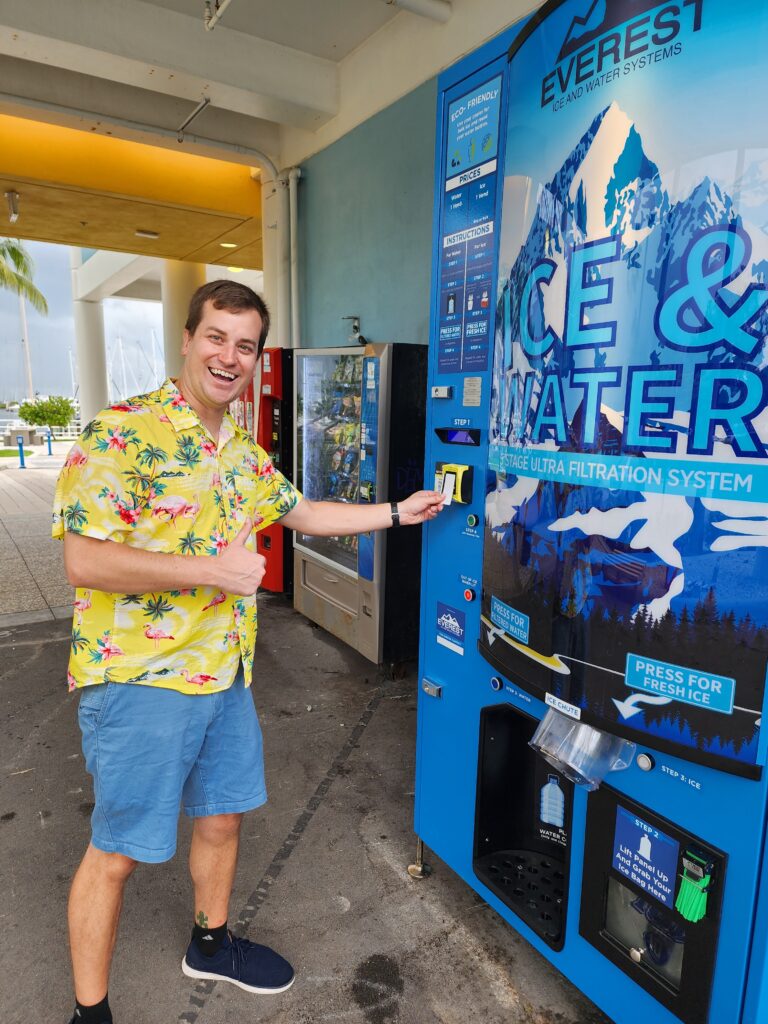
left=540, top=774, right=565, bottom=828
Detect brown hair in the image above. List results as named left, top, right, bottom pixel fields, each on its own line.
left=185, top=279, right=271, bottom=355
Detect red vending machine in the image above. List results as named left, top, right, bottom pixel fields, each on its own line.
left=255, top=347, right=294, bottom=595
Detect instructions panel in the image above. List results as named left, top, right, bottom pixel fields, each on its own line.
left=437, top=75, right=502, bottom=374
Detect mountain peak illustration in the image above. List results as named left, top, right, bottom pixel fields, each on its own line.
left=558, top=0, right=668, bottom=62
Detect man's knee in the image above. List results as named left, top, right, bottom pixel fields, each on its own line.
left=193, top=812, right=243, bottom=845
left=83, top=844, right=139, bottom=885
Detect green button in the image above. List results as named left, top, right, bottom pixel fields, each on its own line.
left=466, top=513, right=479, bottom=528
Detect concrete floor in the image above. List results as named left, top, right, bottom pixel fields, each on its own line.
left=0, top=445, right=75, bottom=627
left=0, top=594, right=611, bottom=1024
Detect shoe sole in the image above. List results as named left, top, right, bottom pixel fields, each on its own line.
left=182, top=957, right=296, bottom=994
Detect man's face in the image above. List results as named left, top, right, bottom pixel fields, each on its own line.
left=180, top=300, right=262, bottom=413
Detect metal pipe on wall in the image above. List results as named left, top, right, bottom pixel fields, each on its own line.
left=288, top=167, right=302, bottom=349
left=385, top=0, right=452, bottom=23
left=204, top=0, right=235, bottom=32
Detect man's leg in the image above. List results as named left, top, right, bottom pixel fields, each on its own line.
left=69, top=844, right=138, bottom=1005
left=180, top=674, right=294, bottom=994
left=189, top=812, right=242, bottom=927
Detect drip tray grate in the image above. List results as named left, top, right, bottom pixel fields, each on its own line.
left=474, top=848, right=566, bottom=948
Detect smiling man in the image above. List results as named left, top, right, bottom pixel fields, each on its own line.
left=53, top=280, right=444, bottom=1024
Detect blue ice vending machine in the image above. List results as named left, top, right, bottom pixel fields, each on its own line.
left=415, top=2, right=768, bottom=1022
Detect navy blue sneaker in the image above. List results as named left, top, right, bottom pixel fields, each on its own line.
left=182, top=931, right=295, bottom=994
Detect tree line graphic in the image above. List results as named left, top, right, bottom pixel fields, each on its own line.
left=482, top=526, right=766, bottom=763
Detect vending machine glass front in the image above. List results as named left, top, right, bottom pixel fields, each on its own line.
left=295, top=350, right=363, bottom=575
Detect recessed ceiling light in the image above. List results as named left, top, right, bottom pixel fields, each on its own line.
left=220, top=242, right=238, bottom=249
left=135, top=229, right=160, bottom=239
left=227, top=267, right=244, bottom=273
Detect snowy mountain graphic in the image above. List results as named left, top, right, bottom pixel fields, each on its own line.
left=484, top=101, right=768, bottom=769
left=557, top=0, right=667, bottom=61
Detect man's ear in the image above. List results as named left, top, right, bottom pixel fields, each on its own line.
left=181, top=329, right=191, bottom=355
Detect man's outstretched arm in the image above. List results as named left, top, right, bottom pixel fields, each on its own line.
left=63, top=519, right=265, bottom=596
left=281, top=489, right=445, bottom=537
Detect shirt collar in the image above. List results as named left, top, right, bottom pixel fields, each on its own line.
left=157, top=378, right=241, bottom=449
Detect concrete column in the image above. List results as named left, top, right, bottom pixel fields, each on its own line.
left=260, top=175, right=290, bottom=349
left=161, top=261, right=207, bottom=377
left=72, top=298, right=109, bottom=425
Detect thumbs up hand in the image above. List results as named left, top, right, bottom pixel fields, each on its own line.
left=209, top=518, right=267, bottom=595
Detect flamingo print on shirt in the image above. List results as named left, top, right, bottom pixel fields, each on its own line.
left=74, top=590, right=92, bottom=625
left=180, top=669, right=218, bottom=687
left=144, top=625, right=175, bottom=650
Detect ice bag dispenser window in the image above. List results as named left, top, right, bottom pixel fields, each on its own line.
left=580, top=787, right=725, bottom=1024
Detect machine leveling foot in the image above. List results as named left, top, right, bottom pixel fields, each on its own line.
left=408, top=836, right=432, bottom=879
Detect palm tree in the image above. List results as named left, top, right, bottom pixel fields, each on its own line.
left=0, top=238, right=48, bottom=401
left=0, top=238, right=48, bottom=312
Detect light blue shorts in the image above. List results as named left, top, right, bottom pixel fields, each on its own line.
left=78, top=666, right=266, bottom=863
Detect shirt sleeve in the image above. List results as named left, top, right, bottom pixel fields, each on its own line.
left=52, top=414, right=151, bottom=542
left=251, top=444, right=302, bottom=532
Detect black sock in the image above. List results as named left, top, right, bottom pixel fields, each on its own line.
left=73, top=994, right=112, bottom=1023
left=192, top=919, right=228, bottom=957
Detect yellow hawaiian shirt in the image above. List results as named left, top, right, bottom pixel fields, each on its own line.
left=52, top=379, right=301, bottom=695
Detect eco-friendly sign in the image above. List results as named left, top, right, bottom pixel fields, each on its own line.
left=480, top=0, right=768, bottom=774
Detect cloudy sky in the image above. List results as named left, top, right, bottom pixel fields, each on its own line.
left=0, top=240, right=163, bottom=404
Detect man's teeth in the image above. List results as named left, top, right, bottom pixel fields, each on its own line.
left=209, top=368, right=236, bottom=381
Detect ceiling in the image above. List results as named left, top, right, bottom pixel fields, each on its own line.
left=143, top=0, right=398, bottom=61
left=0, top=0, right=533, bottom=263
left=0, top=113, right=263, bottom=267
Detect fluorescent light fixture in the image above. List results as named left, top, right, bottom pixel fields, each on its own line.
left=220, top=242, right=238, bottom=248
left=5, top=191, right=19, bottom=224
left=135, top=229, right=160, bottom=239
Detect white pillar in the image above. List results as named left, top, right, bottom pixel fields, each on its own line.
left=72, top=298, right=109, bottom=425
left=161, top=261, right=207, bottom=377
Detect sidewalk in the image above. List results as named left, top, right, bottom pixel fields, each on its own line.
left=0, top=442, right=608, bottom=1023
left=0, top=598, right=608, bottom=1024
left=0, top=441, right=74, bottom=628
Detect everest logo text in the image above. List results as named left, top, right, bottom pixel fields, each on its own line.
left=436, top=603, right=466, bottom=655
left=541, top=0, right=703, bottom=108
left=438, top=611, right=463, bottom=637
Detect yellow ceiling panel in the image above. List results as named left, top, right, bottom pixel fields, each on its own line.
left=182, top=217, right=263, bottom=265
left=0, top=115, right=263, bottom=267
left=207, top=240, right=264, bottom=269
left=0, top=115, right=261, bottom=216
left=0, top=177, right=264, bottom=266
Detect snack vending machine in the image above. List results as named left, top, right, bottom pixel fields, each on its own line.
left=293, top=344, right=427, bottom=664
left=415, top=2, right=768, bottom=1023
left=229, top=376, right=257, bottom=438
left=256, top=347, right=294, bottom=594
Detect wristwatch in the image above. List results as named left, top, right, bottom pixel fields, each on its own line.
left=390, top=501, right=401, bottom=527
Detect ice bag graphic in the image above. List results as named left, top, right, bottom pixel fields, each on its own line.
left=540, top=774, right=565, bottom=828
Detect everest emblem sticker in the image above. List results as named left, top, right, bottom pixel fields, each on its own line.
left=436, top=602, right=466, bottom=655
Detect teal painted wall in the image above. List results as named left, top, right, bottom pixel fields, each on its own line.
left=298, top=78, right=437, bottom=349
